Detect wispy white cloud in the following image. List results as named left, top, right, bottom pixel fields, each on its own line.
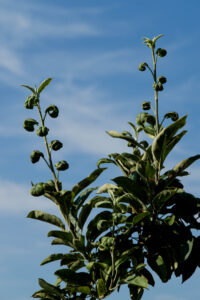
left=40, top=80, right=137, bottom=156
left=0, top=180, right=55, bottom=214
left=0, top=46, right=24, bottom=75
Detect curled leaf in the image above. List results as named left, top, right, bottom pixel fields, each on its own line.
left=36, top=126, right=49, bottom=137
left=55, top=160, right=69, bottom=171
left=30, top=183, right=45, bottom=197
left=142, top=101, right=151, bottom=110
left=164, top=112, right=179, bottom=122
left=24, top=94, right=39, bottom=109
left=45, top=105, right=59, bottom=118
left=158, top=76, right=167, bottom=84
left=49, top=140, right=63, bottom=151
left=139, top=62, right=148, bottom=71
left=30, top=150, right=44, bottom=163
left=156, top=48, right=167, bottom=57
left=23, top=118, right=38, bottom=132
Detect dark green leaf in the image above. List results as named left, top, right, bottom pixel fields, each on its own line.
left=97, top=279, right=107, bottom=298
left=112, top=176, right=146, bottom=201
left=55, top=269, right=91, bottom=286
left=131, top=212, right=150, bottom=226
left=30, top=183, right=45, bottom=197
left=153, top=189, right=177, bottom=212
left=78, top=203, right=93, bottom=229
left=163, top=130, right=187, bottom=162
left=117, top=193, right=146, bottom=213
left=128, top=284, right=144, bottom=300
left=148, top=255, right=170, bottom=282
left=72, top=168, right=106, bottom=196
left=48, top=230, right=73, bottom=247
left=27, top=211, right=65, bottom=229
left=45, top=105, right=59, bottom=118
left=87, top=211, right=112, bottom=241
left=74, top=187, right=97, bottom=209
left=124, top=275, right=148, bottom=289
left=23, top=118, right=38, bottom=132
left=40, top=253, right=65, bottom=266
left=152, top=115, right=187, bottom=166
left=21, top=84, right=35, bottom=93
left=38, top=278, right=61, bottom=297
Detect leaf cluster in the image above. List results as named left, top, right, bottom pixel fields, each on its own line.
left=23, top=36, right=200, bottom=300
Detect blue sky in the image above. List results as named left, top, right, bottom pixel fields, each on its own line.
left=0, top=0, right=200, bottom=299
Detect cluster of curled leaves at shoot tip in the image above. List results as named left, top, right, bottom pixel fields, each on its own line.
left=22, top=35, right=200, bottom=300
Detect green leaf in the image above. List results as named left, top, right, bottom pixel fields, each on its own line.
left=97, top=158, right=116, bottom=168
left=97, top=183, right=118, bottom=194
left=144, top=126, right=155, bottom=138
left=86, top=211, right=112, bottom=241
left=21, top=84, right=35, bottom=93
left=72, top=168, right=106, bottom=196
left=38, top=278, right=61, bottom=297
left=23, top=118, right=38, bottom=132
left=74, top=187, right=97, bottom=209
left=55, top=269, right=91, bottom=286
left=117, top=193, right=146, bottom=213
left=152, top=115, right=187, bottom=166
left=27, top=211, right=65, bottom=229
left=131, top=212, right=150, bottom=226
left=163, top=130, right=187, bottom=161
left=40, top=253, right=65, bottom=266
left=45, top=105, right=59, bottom=118
left=48, top=230, right=73, bottom=247
left=179, top=238, right=194, bottom=263
left=112, top=176, right=146, bottom=201
left=128, top=284, right=144, bottom=300
left=106, top=130, right=142, bottom=148
left=60, top=253, right=84, bottom=269
left=148, top=255, right=170, bottom=282
left=97, top=279, right=107, bottom=298
left=128, top=121, right=139, bottom=139
left=69, top=286, right=91, bottom=295
left=124, top=275, right=148, bottom=289
left=173, top=154, right=200, bottom=175
left=153, top=189, right=177, bottom=212
left=78, top=203, right=93, bottom=229
left=38, top=78, right=52, bottom=94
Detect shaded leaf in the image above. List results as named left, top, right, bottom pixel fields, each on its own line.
left=87, top=211, right=112, bottom=241
left=97, top=279, right=107, bottom=299
left=153, top=189, right=177, bottom=211
left=112, top=176, right=146, bottom=201
left=38, top=278, right=61, bottom=297
left=55, top=269, right=91, bottom=286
